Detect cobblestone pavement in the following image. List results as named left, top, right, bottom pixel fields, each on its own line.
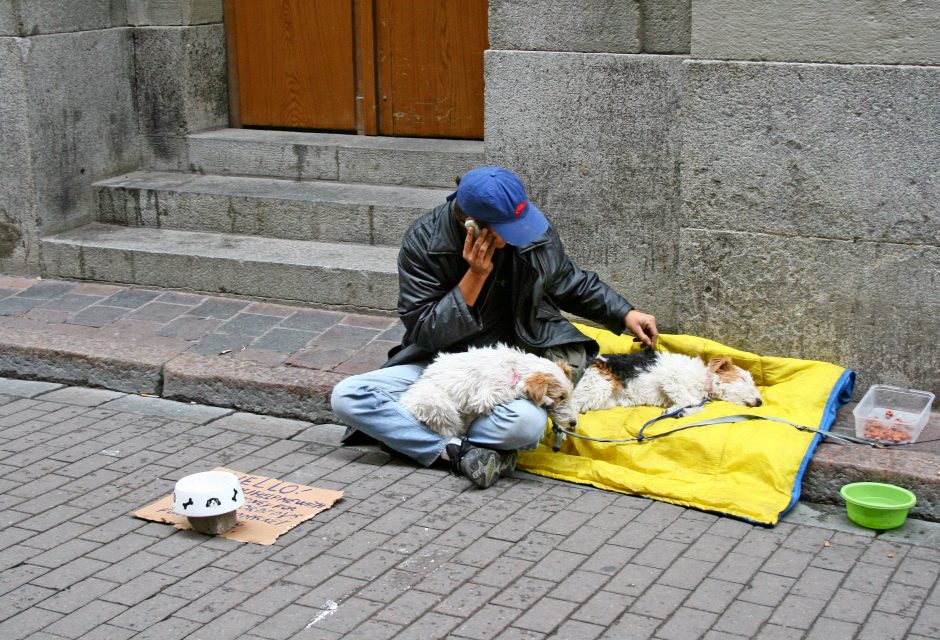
left=0, top=276, right=403, bottom=376
left=2, top=379, right=940, bottom=640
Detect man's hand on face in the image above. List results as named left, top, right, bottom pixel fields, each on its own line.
left=462, top=223, right=505, bottom=278
left=625, top=309, right=659, bottom=347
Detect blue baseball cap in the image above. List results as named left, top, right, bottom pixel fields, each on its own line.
left=447, top=166, right=549, bottom=246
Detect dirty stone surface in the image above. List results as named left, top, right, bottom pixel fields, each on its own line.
left=2, top=379, right=940, bottom=639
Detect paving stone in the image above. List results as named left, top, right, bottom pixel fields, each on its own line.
left=250, top=328, right=318, bottom=353
left=857, top=610, right=913, bottom=640
left=655, top=606, right=719, bottom=640
left=156, top=316, right=224, bottom=340
left=0, top=378, right=64, bottom=398
left=154, top=292, right=205, bottom=306
left=0, top=296, right=42, bottom=316
left=0, top=606, right=64, bottom=639
left=98, top=395, right=232, bottom=424
left=43, top=600, right=128, bottom=638
left=658, top=556, right=715, bottom=591
left=738, top=572, right=796, bottom=607
left=276, top=309, right=343, bottom=333
left=823, top=588, right=879, bottom=624
left=768, top=593, right=828, bottom=629
left=842, top=561, right=896, bottom=595
left=189, top=333, right=254, bottom=356
left=39, top=294, right=105, bottom=313
left=710, top=600, right=773, bottom=636
left=217, top=313, right=284, bottom=337
left=101, top=289, right=162, bottom=309
left=249, top=603, right=327, bottom=640
left=513, top=597, right=578, bottom=633
left=32, top=387, right=126, bottom=407
left=30, top=557, right=110, bottom=590
left=605, top=563, right=663, bottom=597
left=106, top=593, right=189, bottom=632
left=68, top=306, right=131, bottom=327
left=188, top=608, right=266, bottom=640
left=15, top=281, right=76, bottom=300
left=790, top=566, right=846, bottom=601
left=451, top=603, right=522, bottom=639
left=370, top=588, right=440, bottom=626
left=570, top=590, right=634, bottom=627
left=876, top=581, right=929, bottom=616
left=805, top=617, right=860, bottom=640
left=310, top=596, right=384, bottom=634
left=395, top=610, right=463, bottom=640
left=630, top=583, right=690, bottom=619
left=0, top=583, right=56, bottom=622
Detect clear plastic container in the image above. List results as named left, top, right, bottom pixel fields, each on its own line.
left=853, top=385, right=935, bottom=444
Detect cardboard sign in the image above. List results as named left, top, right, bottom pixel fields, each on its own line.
left=133, top=467, right=343, bottom=545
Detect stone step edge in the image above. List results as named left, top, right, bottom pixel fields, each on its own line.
left=187, top=129, right=484, bottom=188
left=188, top=128, right=485, bottom=153
left=2, top=323, right=939, bottom=521
left=93, top=171, right=453, bottom=204
left=0, top=325, right=344, bottom=423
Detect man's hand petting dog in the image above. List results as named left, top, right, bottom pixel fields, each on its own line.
left=625, top=309, right=658, bottom=347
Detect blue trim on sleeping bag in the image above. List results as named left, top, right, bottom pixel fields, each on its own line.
left=780, top=369, right=857, bottom=519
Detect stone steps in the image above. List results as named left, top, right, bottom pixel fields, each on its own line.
left=40, top=223, right=400, bottom=312
left=187, top=128, right=483, bottom=187
left=95, top=170, right=448, bottom=245
left=42, top=129, right=476, bottom=307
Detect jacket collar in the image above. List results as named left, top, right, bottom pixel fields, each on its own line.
left=427, top=201, right=551, bottom=255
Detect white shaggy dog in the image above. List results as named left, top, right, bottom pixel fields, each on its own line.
left=572, top=348, right=763, bottom=417
left=400, top=344, right=578, bottom=439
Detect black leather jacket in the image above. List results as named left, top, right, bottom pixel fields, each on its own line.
left=384, top=201, right=633, bottom=367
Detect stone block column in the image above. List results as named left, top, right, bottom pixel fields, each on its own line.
left=0, top=2, right=138, bottom=274
left=485, top=0, right=692, bottom=326
left=681, top=1, right=940, bottom=395
left=130, top=0, right=228, bottom=171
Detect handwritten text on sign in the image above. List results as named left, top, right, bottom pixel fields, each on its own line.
left=133, top=467, right=344, bottom=545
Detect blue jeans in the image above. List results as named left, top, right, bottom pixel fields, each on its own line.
left=330, top=364, right=549, bottom=466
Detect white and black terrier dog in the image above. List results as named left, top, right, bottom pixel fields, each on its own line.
left=400, top=344, right=578, bottom=439
left=571, top=348, right=763, bottom=418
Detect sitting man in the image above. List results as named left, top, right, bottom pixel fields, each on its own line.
left=331, top=166, right=658, bottom=488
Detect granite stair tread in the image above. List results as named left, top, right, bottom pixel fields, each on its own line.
left=40, top=223, right=400, bottom=312
left=187, top=128, right=483, bottom=187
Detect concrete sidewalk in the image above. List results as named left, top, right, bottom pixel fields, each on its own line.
left=1, top=275, right=939, bottom=521
left=1, top=379, right=940, bottom=640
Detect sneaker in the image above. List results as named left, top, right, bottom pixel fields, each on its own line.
left=447, top=441, right=500, bottom=489
left=496, top=450, right=517, bottom=478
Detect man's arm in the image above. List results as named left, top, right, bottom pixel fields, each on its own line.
left=544, top=232, right=658, bottom=345
left=396, top=228, right=500, bottom=355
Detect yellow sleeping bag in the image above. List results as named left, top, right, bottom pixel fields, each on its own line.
left=519, top=325, right=855, bottom=526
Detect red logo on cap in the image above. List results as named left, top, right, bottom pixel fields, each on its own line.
left=514, top=201, right=526, bottom=217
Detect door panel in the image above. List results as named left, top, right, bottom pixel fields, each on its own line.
left=226, top=0, right=487, bottom=139
left=231, top=0, right=357, bottom=131
left=375, top=0, right=487, bottom=138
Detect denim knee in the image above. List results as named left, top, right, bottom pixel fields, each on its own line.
left=513, top=402, right=549, bottom=448
left=329, top=376, right=359, bottom=421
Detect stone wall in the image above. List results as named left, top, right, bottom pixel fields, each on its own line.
left=486, top=1, right=940, bottom=397
left=0, top=0, right=226, bottom=274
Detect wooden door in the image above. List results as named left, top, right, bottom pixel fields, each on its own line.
left=225, top=0, right=487, bottom=139
left=375, top=0, right=487, bottom=138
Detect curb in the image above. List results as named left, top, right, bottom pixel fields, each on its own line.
left=3, top=324, right=939, bottom=522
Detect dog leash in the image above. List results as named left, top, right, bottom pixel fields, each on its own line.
left=551, top=408, right=878, bottom=452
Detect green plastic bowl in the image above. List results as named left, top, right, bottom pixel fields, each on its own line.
left=840, top=482, right=916, bottom=530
